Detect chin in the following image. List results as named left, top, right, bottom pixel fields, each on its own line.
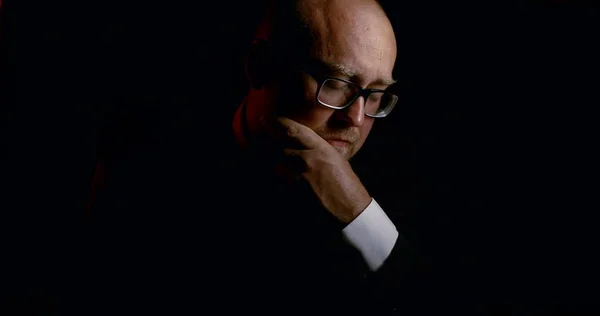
left=333, top=146, right=353, bottom=160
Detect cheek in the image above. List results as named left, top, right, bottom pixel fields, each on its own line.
left=286, top=79, right=334, bottom=129
left=293, top=106, right=334, bottom=131
left=356, top=121, right=375, bottom=144
left=361, top=120, right=375, bottom=135
left=274, top=75, right=317, bottom=117
left=302, top=76, right=318, bottom=101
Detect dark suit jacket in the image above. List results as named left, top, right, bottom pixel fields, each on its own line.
left=79, top=107, right=423, bottom=315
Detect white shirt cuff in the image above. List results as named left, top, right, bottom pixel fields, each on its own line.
left=341, top=198, right=399, bottom=272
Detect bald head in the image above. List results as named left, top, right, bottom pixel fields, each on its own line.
left=244, top=0, right=398, bottom=159
left=297, top=0, right=396, bottom=81
left=262, top=0, right=395, bottom=59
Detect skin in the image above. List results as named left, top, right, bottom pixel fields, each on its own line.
left=237, top=0, right=397, bottom=223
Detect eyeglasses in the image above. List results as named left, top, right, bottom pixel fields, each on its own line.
left=314, top=76, right=398, bottom=118
left=271, top=48, right=399, bottom=118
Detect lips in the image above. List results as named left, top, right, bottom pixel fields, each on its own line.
left=325, top=138, right=351, bottom=146
left=319, top=132, right=357, bottom=146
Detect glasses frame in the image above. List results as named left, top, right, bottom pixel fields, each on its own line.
left=269, top=45, right=398, bottom=119
left=313, top=76, right=397, bottom=118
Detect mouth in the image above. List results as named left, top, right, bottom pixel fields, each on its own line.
left=325, top=138, right=351, bottom=147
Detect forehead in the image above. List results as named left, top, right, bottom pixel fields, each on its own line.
left=298, top=0, right=397, bottom=84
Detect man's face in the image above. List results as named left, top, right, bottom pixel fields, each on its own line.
left=266, top=0, right=397, bottom=160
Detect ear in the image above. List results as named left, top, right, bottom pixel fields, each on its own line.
left=244, top=39, right=273, bottom=90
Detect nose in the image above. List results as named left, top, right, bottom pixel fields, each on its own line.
left=333, top=96, right=365, bottom=127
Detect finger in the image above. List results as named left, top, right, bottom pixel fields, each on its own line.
left=258, top=115, right=289, bottom=147
left=274, top=117, right=325, bottom=149
left=281, top=148, right=307, bottom=174
left=274, top=159, right=304, bottom=184
left=256, top=115, right=289, bottom=153
left=283, top=148, right=302, bottom=157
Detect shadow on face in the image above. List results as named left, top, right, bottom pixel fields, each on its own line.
left=249, top=0, right=397, bottom=160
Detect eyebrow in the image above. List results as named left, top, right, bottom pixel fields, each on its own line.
left=328, top=62, right=397, bottom=86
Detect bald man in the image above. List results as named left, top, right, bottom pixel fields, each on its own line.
left=221, top=0, right=418, bottom=313
left=73, top=0, right=418, bottom=314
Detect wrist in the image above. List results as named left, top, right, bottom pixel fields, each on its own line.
left=341, top=191, right=372, bottom=224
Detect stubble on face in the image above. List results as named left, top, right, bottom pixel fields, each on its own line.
left=312, top=126, right=360, bottom=160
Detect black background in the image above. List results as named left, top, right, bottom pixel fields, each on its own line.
left=3, top=0, right=600, bottom=313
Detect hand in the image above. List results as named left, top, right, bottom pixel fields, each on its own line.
left=262, top=116, right=372, bottom=224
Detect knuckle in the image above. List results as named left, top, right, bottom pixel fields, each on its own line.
left=286, top=125, right=300, bottom=138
